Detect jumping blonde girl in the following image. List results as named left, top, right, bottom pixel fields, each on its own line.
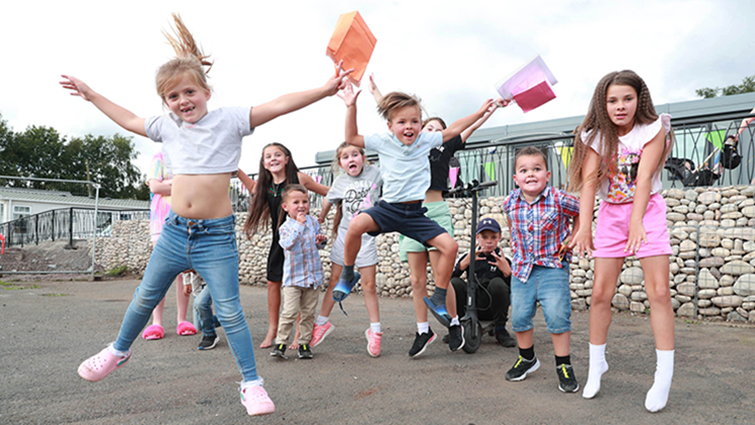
left=243, top=142, right=329, bottom=349
left=568, top=70, right=675, bottom=412
left=62, top=14, right=351, bottom=416
left=314, top=142, right=383, bottom=356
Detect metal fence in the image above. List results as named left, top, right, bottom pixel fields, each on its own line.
left=1, top=207, right=149, bottom=248
left=237, top=111, right=755, bottom=204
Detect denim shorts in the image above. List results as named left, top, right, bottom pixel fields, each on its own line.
left=511, top=260, right=571, bottom=334
left=362, top=200, right=446, bottom=245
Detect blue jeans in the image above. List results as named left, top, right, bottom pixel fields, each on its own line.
left=511, top=261, right=571, bottom=334
left=194, top=285, right=220, bottom=337
left=114, top=211, right=259, bottom=382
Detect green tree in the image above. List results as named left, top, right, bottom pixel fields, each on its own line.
left=0, top=114, right=149, bottom=200
left=696, top=75, right=755, bottom=98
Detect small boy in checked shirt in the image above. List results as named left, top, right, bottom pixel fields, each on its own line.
left=503, top=147, right=581, bottom=393
left=271, top=184, right=327, bottom=360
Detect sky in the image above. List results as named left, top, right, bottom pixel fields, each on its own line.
left=1, top=0, right=753, bottom=180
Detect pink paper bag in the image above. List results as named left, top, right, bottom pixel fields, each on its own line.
left=512, top=80, right=556, bottom=113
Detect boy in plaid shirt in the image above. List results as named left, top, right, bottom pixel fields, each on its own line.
left=271, top=184, right=327, bottom=360
left=503, top=146, right=581, bottom=393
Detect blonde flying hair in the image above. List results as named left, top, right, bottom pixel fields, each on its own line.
left=567, top=70, right=673, bottom=191
left=155, top=13, right=214, bottom=102
left=377, top=91, right=424, bottom=121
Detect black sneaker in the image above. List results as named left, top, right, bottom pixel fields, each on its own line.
left=198, top=335, right=220, bottom=350
left=298, top=343, right=313, bottom=359
left=495, top=328, right=517, bottom=348
left=408, top=329, right=436, bottom=357
left=505, top=356, right=540, bottom=381
left=557, top=364, right=579, bottom=393
left=270, top=343, right=287, bottom=359
left=448, top=324, right=465, bottom=351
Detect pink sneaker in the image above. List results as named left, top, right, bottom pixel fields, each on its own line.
left=365, top=328, right=383, bottom=358
left=77, top=346, right=131, bottom=382
left=240, top=385, right=275, bottom=416
left=311, top=321, right=334, bottom=347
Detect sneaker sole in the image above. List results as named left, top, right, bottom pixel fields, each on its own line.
left=270, top=351, right=288, bottom=360
left=507, top=359, right=540, bottom=382
left=298, top=354, right=313, bottom=359
left=312, top=325, right=334, bottom=348
left=423, top=297, right=451, bottom=328
left=198, top=336, right=220, bottom=350
left=449, top=326, right=465, bottom=352
left=410, top=333, right=436, bottom=358
left=364, top=329, right=381, bottom=358
left=559, top=382, right=580, bottom=393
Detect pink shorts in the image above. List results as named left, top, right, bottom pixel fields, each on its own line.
left=593, top=193, right=672, bottom=258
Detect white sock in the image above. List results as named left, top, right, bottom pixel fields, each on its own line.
left=240, top=377, right=264, bottom=390
left=315, top=315, right=329, bottom=326
left=583, top=343, right=608, bottom=399
left=370, top=322, right=382, bottom=334
left=449, top=316, right=460, bottom=326
left=417, top=322, right=429, bottom=334
left=107, top=344, right=129, bottom=358
left=645, top=349, right=674, bottom=412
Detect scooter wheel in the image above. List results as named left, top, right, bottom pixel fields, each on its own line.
left=462, top=321, right=483, bottom=354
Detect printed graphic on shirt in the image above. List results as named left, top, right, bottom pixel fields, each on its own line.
left=607, top=147, right=642, bottom=203
left=344, top=182, right=379, bottom=221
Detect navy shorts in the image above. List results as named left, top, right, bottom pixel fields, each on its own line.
left=361, top=200, right=447, bottom=246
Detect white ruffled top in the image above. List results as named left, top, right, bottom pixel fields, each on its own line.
left=581, top=114, right=671, bottom=204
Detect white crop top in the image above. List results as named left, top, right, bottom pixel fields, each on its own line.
left=145, top=107, right=253, bottom=175
left=582, top=114, right=671, bottom=204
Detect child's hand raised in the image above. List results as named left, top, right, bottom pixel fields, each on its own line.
left=324, top=60, right=355, bottom=96
left=337, top=81, right=362, bottom=107
left=60, top=75, right=94, bottom=101
left=476, top=98, right=496, bottom=115
left=489, top=250, right=512, bottom=275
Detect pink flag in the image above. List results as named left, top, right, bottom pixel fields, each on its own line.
left=449, top=167, right=459, bottom=188
left=314, top=175, right=323, bottom=184
left=495, top=55, right=558, bottom=113
left=513, top=80, right=556, bottom=113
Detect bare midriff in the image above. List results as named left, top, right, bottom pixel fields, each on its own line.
left=171, top=173, right=234, bottom=219
left=424, top=189, right=444, bottom=204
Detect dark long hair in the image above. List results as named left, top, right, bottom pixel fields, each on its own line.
left=568, top=70, right=672, bottom=191
left=243, top=143, right=300, bottom=238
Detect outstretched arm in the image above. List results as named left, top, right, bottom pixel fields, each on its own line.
left=338, top=82, right=365, bottom=148
left=460, top=98, right=509, bottom=142
left=299, top=172, right=329, bottom=197
left=60, top=75, right=147, bottom=137
left=367, top=73, right=383, bottom=104
left=250, top=62, right=353, bottom=128
left=236, top=169, right=256, bottom=193
left=442, top=99, right=496, bottom=142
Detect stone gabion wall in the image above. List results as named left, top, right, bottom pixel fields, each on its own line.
left=90, top=185, right=755, bottom=322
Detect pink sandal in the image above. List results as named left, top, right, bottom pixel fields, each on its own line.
left=78, top=345, right=131, bottom=382
left=177, top=321, right=197, bottom=336
left=142, top=324, right=164, bottom=340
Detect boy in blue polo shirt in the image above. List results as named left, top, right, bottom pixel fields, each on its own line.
left=336, top=82, right=496, bottom=353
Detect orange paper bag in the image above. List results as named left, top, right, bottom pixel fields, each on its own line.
left=326, top=11, right=377, bottom=85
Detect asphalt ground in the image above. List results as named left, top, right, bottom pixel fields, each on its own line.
left=1, top=278, right=754, bottom=425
